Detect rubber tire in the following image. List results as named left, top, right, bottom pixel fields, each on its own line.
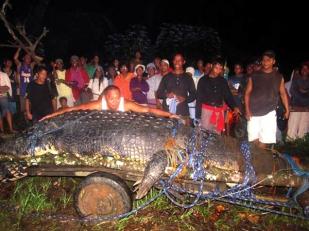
left=74, top=172, right=132, bottom=219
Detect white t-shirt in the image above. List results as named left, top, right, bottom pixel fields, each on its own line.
left=0, top=71, right=12, bottom=97
left=88, top=78, right=108, bottom=100
left=146, top=74, right=162, bottom=100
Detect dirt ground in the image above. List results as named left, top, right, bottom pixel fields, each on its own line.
left=0, top=177, right=308, bottom=231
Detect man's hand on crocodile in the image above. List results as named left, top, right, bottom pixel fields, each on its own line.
left=40, top=113, right=55, bottom=121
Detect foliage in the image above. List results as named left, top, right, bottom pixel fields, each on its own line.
left=59, top=191, right=72, bottom=209
left=104, top=25, right=153, bottom=62
left=104, top=23, right=222, bottom=64
left=155, top=23, right=221, bottom=62
left=0, top=0, right=49, bottom=60
left=279, top=133, right=309, bottom=156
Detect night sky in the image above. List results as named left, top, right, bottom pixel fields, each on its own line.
left=1, top=0, right=308, bottom=76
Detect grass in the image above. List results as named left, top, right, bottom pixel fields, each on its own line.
left=277, top=133, right=309, bottom=156
left=115, top=216, right=130, bottom=231
left=133, top=188, right=166, bottom=209
left=179, top=208, right=194, bottom=220
left=59, top=191, right=73, bottom=209
left=192, top=200, right=213, bottom=217
left=11, top=177, right=55, bottom=217
left=0, top=177, right=56, bottom=229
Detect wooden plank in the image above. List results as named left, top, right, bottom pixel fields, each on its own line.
left=27, top=163, right=303, bottom=189
left=27, top=165, right=220, bottom=192
left=27, top=165, right=143, bottom=182
left=26, top=165, right=301, bottom=203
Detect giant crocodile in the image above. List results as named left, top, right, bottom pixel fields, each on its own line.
left=0, top=110, right=308, bottom=214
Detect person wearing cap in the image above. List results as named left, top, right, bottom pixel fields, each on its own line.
left=160, top=59, right=170, bottom=76
left=146, top=62, right=156, bottom=75
left=245, top=50, right=289, bottom=149
left=253, top=59, right=262, bottom=72
left=157, top=53, right=196, bottom=125
left=114, top=63, right=135, bottom=100
left=53, top=58, right=74, bottom=108
left=42, top=85, right=179, bottom=121
left=196, top=59, right=240, bottom=134
left=130, top=64, right=149, bottom=105
left=146, top=63, right=162, bottom=108
left=65, top=55, right=90, bottom=105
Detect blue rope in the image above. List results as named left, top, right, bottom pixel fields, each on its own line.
left=282, top=153, right=309, bottom=203
left=282, top=153, right=309, bottom=177
left=157, top=132, right=308, bottom=219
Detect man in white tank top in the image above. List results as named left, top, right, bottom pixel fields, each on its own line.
left=42, top=85, right=179, bottom=120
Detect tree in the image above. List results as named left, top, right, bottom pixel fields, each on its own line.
left=155, top=23, right=221, bottom=62
left=0, top=0, right=49, bottom=62
left=104, top=25, right=152, bottom=62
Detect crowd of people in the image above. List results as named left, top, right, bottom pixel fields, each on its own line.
left=0, top=48, right=308, bottom=149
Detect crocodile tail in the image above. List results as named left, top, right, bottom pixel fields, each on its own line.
left=0, top=161, right=28, bottom=183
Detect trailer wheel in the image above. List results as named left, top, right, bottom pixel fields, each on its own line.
left=75, top=172, right=132, bottom=219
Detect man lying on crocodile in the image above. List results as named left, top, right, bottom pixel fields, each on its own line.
left=42, top=85, right=179, bottom=120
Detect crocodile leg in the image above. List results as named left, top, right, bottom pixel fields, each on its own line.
left=134, top=150, right=168, bottom=199
left=0, top=161, right=28, bottom=183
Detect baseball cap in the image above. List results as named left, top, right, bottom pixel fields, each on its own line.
left=185, top=67, right=195, bottom=76
left=262, top=50, right=276, bottom=59
left=161, top=59, right=169, bottom=66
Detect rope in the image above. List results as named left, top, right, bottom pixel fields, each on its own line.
left=157, top=130, right=308, bottom=219
left=3, top=115, right=309, bottom=222
left=282, top=153, right=309, bottom=204
left=282, top=153, right=309, bottom=177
